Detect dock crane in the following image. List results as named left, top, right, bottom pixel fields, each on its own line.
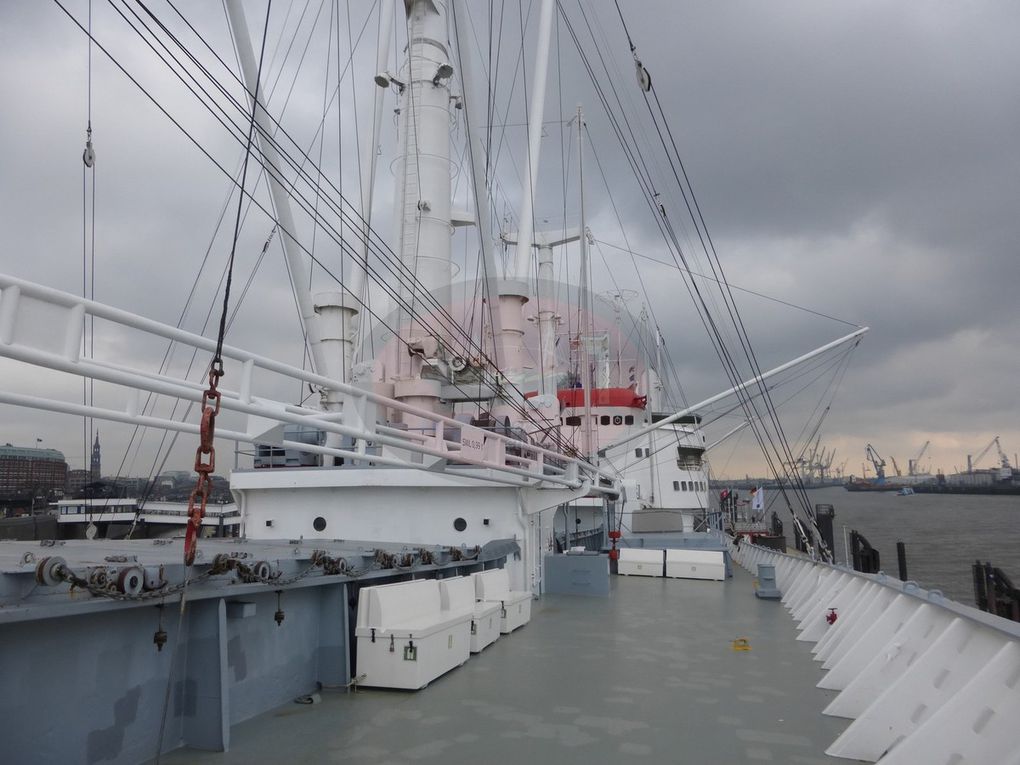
left=908, top=441, right=931, bottom=476
left=865, top=444, right=887, bottom=482
left=889, top=455, right=903, bottom=477
left=822, top=448, right=836, bottom=481
left=968, top=437, right=1000, bottom=473
left=995, top=438, right=1013, bottom=479
left=968, top=436, right=1012, bottom=480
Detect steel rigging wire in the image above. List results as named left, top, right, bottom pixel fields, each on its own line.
left=562, top=1, right=862, bottom=557
left=154, top=8, right=272, bottom=761
left=613, top=3, right=859, bottom=556
left=52, top=0, right=588, bottom=462
left=139, top=0, right=576, bottom=446
left=113, top=2, right=382, bottom=513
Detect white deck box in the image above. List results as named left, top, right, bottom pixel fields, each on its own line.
left=355, top=579, right=472, bottom=689
left=665, top=548, right=726, bottom=581
left=440, top=576, right=501, bottom=653
left=472, top=568, right=532, bottom=634
left=618, top=548, right=664, bottom=577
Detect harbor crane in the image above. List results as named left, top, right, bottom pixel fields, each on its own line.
left=865, top=444, right=887, bottom=482
left=968, top=436, right=1001, bottom=473
left=889, top=455, right=903, bottom=477
left=994, top=438, right=1013, bottom=479
left=968, top=436, right=1013, bottom=480
left=908, top=441, right=931, bottom=476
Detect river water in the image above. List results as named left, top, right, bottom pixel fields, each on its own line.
left=780, top=486, right=1020, bottom=604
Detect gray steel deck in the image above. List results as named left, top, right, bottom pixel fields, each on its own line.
left=158, top=566, right=854, bottom=764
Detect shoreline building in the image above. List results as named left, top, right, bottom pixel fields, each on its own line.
left=0, top=443, right=69, bottom=515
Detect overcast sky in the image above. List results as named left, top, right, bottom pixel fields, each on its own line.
left=0, top=0, right=1018, bottom=482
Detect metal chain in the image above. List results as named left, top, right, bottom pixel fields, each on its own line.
left=183, top=366, right=222, bottom=566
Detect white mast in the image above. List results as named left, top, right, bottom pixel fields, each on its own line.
left=511, top=0, right=554, bottom=282
left=389, top=0, right=456, bottom=421
left=451, top=0, right=506, bottom=365
left=351, top=0, right=397, bottom=377
left=500, top=228, right=580, bottom=399
left=577, top=105, right=594, bottom=459
left=494, top=0, right=556, bottom=420
left=642, top=309, right=658, bottom=503
left=225, top=0, right=336, bottom=384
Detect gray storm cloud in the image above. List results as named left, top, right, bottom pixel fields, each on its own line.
left=0, top=0, right=1017, bottom=480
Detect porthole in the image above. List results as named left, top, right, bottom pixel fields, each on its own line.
left=313, top=516, right=327, bottom=532
left=453, top=517, right=467, bottom=532
left=613, top=415, right=623, bottom=425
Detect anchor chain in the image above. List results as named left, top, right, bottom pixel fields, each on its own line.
left=184, top=364, right=222, bottom=566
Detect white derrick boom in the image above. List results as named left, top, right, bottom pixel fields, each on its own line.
left=604, top=327, right=869, bottom=452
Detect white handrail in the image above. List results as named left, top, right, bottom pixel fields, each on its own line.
left=0, top=274, right=617, bottom=492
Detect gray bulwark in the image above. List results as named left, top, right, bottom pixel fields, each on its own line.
left=0, top=538, right=510, bottom=765
left=159, top=567, right=854, bottom=765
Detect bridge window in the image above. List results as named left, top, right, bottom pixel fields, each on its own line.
left=565, top=416, right=581, bottom=426
left=600, top=415, right=610, bottom=425
left=624, top=415, right=634, bottom=425
left=673, top=481, right=680, bottom=490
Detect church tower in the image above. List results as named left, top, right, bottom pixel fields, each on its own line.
left=90, top=432, right=101, bottom=482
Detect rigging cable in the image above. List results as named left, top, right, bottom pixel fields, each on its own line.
left=150, top=0, right=556, bottom=433
left=82, top=0, right=99, bottom=527
left=565, top=1, right=845, bottom=555
left=119, top=0, right=377, bottom=510
left=154, top=3, right=272, bottom=764
left=57, top=0, right=590, bottom=465
left=171, top=0, right=579, bottom=447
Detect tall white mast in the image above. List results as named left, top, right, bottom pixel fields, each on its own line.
left=511, top=0, right=555, bottom=282
left=494, top=0, right=556, bottom=421
left=577, top=105, right=594, bottom=459
left=451, top=0, right=505, bottom=364
left=642, top=309, right=658, bottom=503
left=225, top=0, right=336, bottom=385
left=351, top=0, right=397, bottom=374
left=389, top=0, right=456, bottom=421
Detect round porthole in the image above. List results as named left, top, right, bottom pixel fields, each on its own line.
left=453, top=517, right=467, bottom=532
left=613, top=415, right=623, bottom=425
left=313, top=516, right=327, bottom=532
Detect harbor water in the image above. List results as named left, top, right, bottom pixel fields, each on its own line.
left=801, top=486, right=1020, bottom=604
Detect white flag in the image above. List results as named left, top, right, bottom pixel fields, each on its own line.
left=751, top=487, right=764, bottom=512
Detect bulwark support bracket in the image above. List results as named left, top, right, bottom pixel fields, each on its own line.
left=180, top=598, right=230, bottom=752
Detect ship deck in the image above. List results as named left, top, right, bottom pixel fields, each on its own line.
left=158, top=565, right=854, bottom=764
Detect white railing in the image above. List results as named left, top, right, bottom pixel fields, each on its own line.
left=0, top=273, right=617, bottom=492
left=732, top=540, right=1020, bottom=763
